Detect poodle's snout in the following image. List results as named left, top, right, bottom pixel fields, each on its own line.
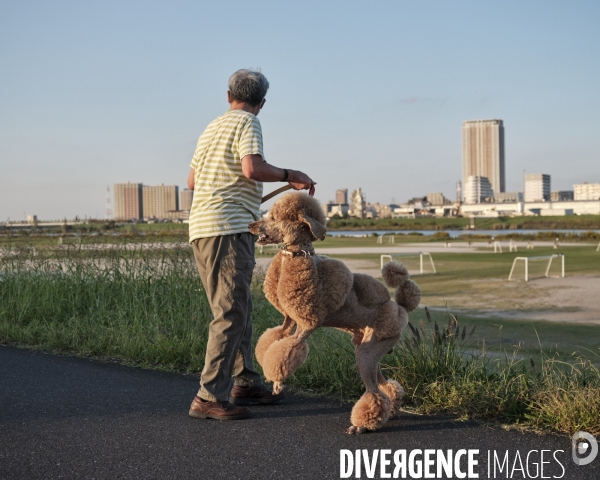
left=248, top=220, right=264, bottom=235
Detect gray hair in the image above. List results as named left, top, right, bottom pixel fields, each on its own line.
left=228, top=69, right=269, bottom=106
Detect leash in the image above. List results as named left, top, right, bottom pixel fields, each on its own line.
left=261, top=185, right=293, bottom=203
left=261, top=184, right=315, bottom=204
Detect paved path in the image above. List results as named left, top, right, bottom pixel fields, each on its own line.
left=1, top=345, right=598, bottom=479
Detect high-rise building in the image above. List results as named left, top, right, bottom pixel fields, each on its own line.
left=180, top=188, right=194, bottom=211
left=142, top=184, right=179, bottom=219
left=335, top=189, right=348, bottom=205
left=462, top=119, right=505, bottom=197
left=114, top=182, right=143, bottom=220
left=524, top=174, right=550, bottom=202
left=574, top=183, right=600, bottom=201
left=463, top=176, right=493, bottom=204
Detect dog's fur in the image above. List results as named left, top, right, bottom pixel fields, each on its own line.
left=249, top=192, right=421, bottom=434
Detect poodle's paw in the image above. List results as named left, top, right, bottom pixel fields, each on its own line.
left=256, top=326, right=288, bottom=366
left=262, top=337, right=309, bottom=384
left=272, top=381, right=284, bottom=394
left=379, top=380, right=404, bottom=417
left=349, top=392, right=391, bottom=432
left=345, top=425, right=369, bottom=435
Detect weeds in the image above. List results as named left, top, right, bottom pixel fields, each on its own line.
left=385, top=307, right=600, bottom=435
left=1, top=245, right=599, bottom=435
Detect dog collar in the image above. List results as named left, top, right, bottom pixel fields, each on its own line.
left=280, top=245, right=315, bottom=257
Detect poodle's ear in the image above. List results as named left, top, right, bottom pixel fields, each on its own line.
left=298, top=213, right=327, bottom=241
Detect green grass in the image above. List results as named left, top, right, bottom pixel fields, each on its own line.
left=1, top=242, right=599, bottom=435
left=326, top=214, right=600, bottom=231
left=408, top=309, right=600, bottom=367
left=326, top=246, right=600, bottom=360
left=329, top=245, right=600, bottom=299
left=387, top=309, right=600, bottom=434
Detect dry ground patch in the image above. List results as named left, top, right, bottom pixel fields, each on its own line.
left=288, top=246, right=600, bottom=324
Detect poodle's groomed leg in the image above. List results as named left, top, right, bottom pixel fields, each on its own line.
left=261, top=327, right=313, bottom=394
left=377, top=368, right=404, bottom=416
left=255, top=316, right=296, bottom=366
left=346, top=331, right=399, bottom=434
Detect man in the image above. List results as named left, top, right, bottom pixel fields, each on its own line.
left=187, top=69, right=315, bottom=420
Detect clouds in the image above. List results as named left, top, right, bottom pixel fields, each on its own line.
left=399, top=96, right=449, bottom=107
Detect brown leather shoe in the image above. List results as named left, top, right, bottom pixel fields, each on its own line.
left=189, top=396, right=250, bottom=420
left=229, top=384, right=286, bottom=406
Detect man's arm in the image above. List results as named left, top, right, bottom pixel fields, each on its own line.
left=187, top=168, right=195, bottom=190
left=241, top=154, right=315, bottom=191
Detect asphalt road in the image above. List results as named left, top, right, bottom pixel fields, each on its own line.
left=1, top=345, right=598, bottom=480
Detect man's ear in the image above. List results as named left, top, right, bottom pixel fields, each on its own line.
left=298, top=213, right=327, bottom=241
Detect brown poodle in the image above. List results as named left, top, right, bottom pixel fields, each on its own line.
left=249, top=192, right=421, bottom=434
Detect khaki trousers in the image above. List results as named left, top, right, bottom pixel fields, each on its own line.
left=191, top=232, right=263, bottom=402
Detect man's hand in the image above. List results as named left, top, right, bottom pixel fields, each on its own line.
left=288, top=169, right=315, bottom=192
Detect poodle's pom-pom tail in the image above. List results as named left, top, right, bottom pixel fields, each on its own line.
left=395, top=279, right=421, bottom=313
left=255, top=326, right=288, bottom=367
left=381, top=261, right=409, bottom=288
left=382, top=261, right=421, bottom=313
left=350, top=392, right=391, bottom=432
left=261, top=337, right=309, bottom=384
left=379, top=380, right=404, bottom=416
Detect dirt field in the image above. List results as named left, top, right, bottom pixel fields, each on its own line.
left=255, top=255, right=600, bottom=325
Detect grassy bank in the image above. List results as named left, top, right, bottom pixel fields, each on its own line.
left=326, top=214, right=600, bottom=231
left=389, top=309, right=600, bottom=434
left=1, top=245, right=599, bottom=435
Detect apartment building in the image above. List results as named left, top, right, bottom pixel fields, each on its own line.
left=574, top=183, right=600, bottom=201
left=462, top=119, right=505, bottom=197
left=142, top=184, right=179, bottom=220
left=113, top=182, right=143, bottom=220
left=524, top=174, right=550, bottom=202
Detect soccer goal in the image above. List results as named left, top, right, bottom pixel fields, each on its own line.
left=380, top=252, right=436, bottom=275
left=508, top=254, right=565, bottom=282
left=376, top=235, right=395, bottom=244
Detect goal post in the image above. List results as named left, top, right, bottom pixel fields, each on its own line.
left=376, top=235, right=395, bottom=244
left=508, top=254, right=565, bottom=282
left=380, top=252, right=436, bottom=275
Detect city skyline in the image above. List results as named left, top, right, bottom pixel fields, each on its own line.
left=2, top=2, right=599, bottom=220
left=5, top=174, right=598, bottom=224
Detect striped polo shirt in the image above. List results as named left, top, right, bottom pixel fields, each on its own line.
left=188, top=109, right=264, bottom=242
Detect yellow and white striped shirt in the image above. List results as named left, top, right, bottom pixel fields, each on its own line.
left=188, top=109, right=264, bottom=242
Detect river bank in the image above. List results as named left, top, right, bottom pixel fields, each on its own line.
left=326, top=214, right=600, bottom=232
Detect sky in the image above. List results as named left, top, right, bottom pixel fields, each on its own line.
left=1, top=0, right=599, bottom=221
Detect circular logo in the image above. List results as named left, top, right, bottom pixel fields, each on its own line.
left=572, top=431, right=598, bottom=466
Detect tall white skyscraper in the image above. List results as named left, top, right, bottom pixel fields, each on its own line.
left=462, top=119, right=505, bottom=197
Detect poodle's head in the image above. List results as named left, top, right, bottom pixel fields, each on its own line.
left=249, top=192, right=327, bottom=246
